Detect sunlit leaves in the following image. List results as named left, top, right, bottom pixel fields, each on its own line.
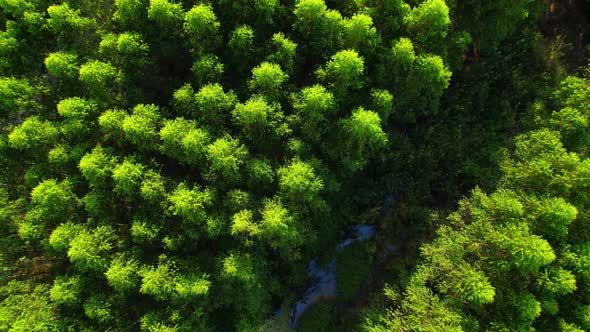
left=68, top=226, right=116, bottom=272
left=277, top=160, right=323, bottom=204
left=266, top=33, right=297, bottom=74
left=192, top=54, right=224, bottom=87
left=122, top=104, right=160, bottom=149
left=50, top=275, right=82, bottom=306
left=248, top=62, right=288, bottom=99
left=232, top=96, right=282, bottom=136
left=45, top=52, right=78, bottom=78
left=139, top=260, right=176, bottom=301
left=47, top=3, right=96, bottom=33
left=341, top=107, right=388, bottom=151
left=343, top=14, right=380, bottom=51
left=167, top=183, right=214, bottom=225
left=317, top=49, right=364, bottom=91
left=206, top=136, right=248, bottom=182
left=105, top=255, right=140, bottom=292
left=147, top=0, right=183, bottom=27
left=112, top=159, right=144, bottom=199
left=79, top=147, right=115, bottom=188
left=49, top=222, right=84, bottom=253
left=259, top=199, right=302, bottom=252
left=184, top=4, right=219, bottom=36
left=79, top=60, right=116, bottom=87
left=8, top=116, right=58, bottom=150
left=404, top=0, right=450, bottom=45
left=160, top=117, right=210, bottom=165
left=195, top=83, right=237, bottom=127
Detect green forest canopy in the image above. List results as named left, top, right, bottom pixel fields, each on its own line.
left=0, top=0, right=589, bottom=331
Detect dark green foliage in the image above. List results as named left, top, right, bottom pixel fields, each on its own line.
left=361, top=71, right=590, bottom=331
left=336, top=242, right=372, bottom=303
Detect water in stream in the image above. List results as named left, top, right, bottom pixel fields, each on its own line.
left=286, top=225, right=376, bottom=328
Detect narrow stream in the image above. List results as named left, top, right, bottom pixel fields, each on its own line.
left=286, top=225, right=377, bottom=328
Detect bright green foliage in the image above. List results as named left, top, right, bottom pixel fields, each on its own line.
left=50, top=275, right=82, bottom=306
left=99, top=109, right=127, bottom=142
left=277, top=160, right=323, bottom=204
left=79, top=147, right=115, bottom=188
left=115, top=32, right=149, bottom=67
left=317, top=49, right=364, bottom=91
left=292, top=85, right=335, bottom=142
left=225, top=190, right=252, bottom=214
left=0, top=77, right=41, bottom=115
left=171, top=84, right=196, bottom=114
left=293, top=0, right=328, bottom=31
left=339, top=108, right=388, bottom=171
left=341, top=108, right=388, bottom=151
left=294, top=0, right=345, bottom=57
left=68, top=226, right=116, bottom=272
left=259, top=199, right=302, bottom=254
left=139, top=260, right=177, bottom=301
left=147, top=0, right=183, bottom=26
left=403, top=0, right=450, bottom=46
left=194, top=83, right=237, bottom=127
left=114, top=0, right=145, bottom=23
left=232, top=96, right=282, bottom=136
left=415, top=54, right=452, bottom=96
left=2, top=0, right=569, bottom=330
left=246, top=158, right=274, bottom=189
left=532, top=197, right=578, bottom=240
left=192, top=54, right=224, bottom=87
left=131, top=217, right=161, bottom=244
left=343, top=14, right=380, bottom=51
left=174, top=273, right=210, bottom=299
left=206, top=136, right=248, bottom=182
left=231, top=210, right=259, bottom=243
left=228, top=25, right=255, bottom=53
left=391, top=37, right=417, bottom=71
left=141, top=170, right=166, bottom=202
left=184, top=4, right=220, bottom=36
left=167, top=183, right=214, bottom=225
left=363, top=68, right=590, bottom=329
left=105, top=255, right=140, bottom=292
left=218, top=250, right=272, bottom=327
left=371, top=89, right=394, bottom=121
left=47, top=3, right=96, bottom=33
left=98, top=34, right=118, bottom=57
left=550, top=107, right=589, bottom=150
left=160, top=117, right=210, bottom=165
left=112, top=159, right=144, bottom=199
left=122, top=104, right=160, bottom=149
left=45, top=52, right=78, bottom=78
left=184, top=4, right=220, bottom=48
left=0, top=281, right=59, bottom=331
left=49, top=222, right=85, bottom=253
left=79, top=60, right=116, bottom=87
left=57, top=97, right=97, bottom=119
left=83, top=295, right=114, bottom=323
left=47, top=145, right=69, bottom=166
left=8, top=116, right=58, bottom=150
left=266, top=33, right=297, bottom=75
left=222, top=251, right=256, bottom=282
left=29, top=179, right=77, bottom=224
left=248, top=62, right=288, bottom=99
left=0, top=0, right=34, bottom=17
